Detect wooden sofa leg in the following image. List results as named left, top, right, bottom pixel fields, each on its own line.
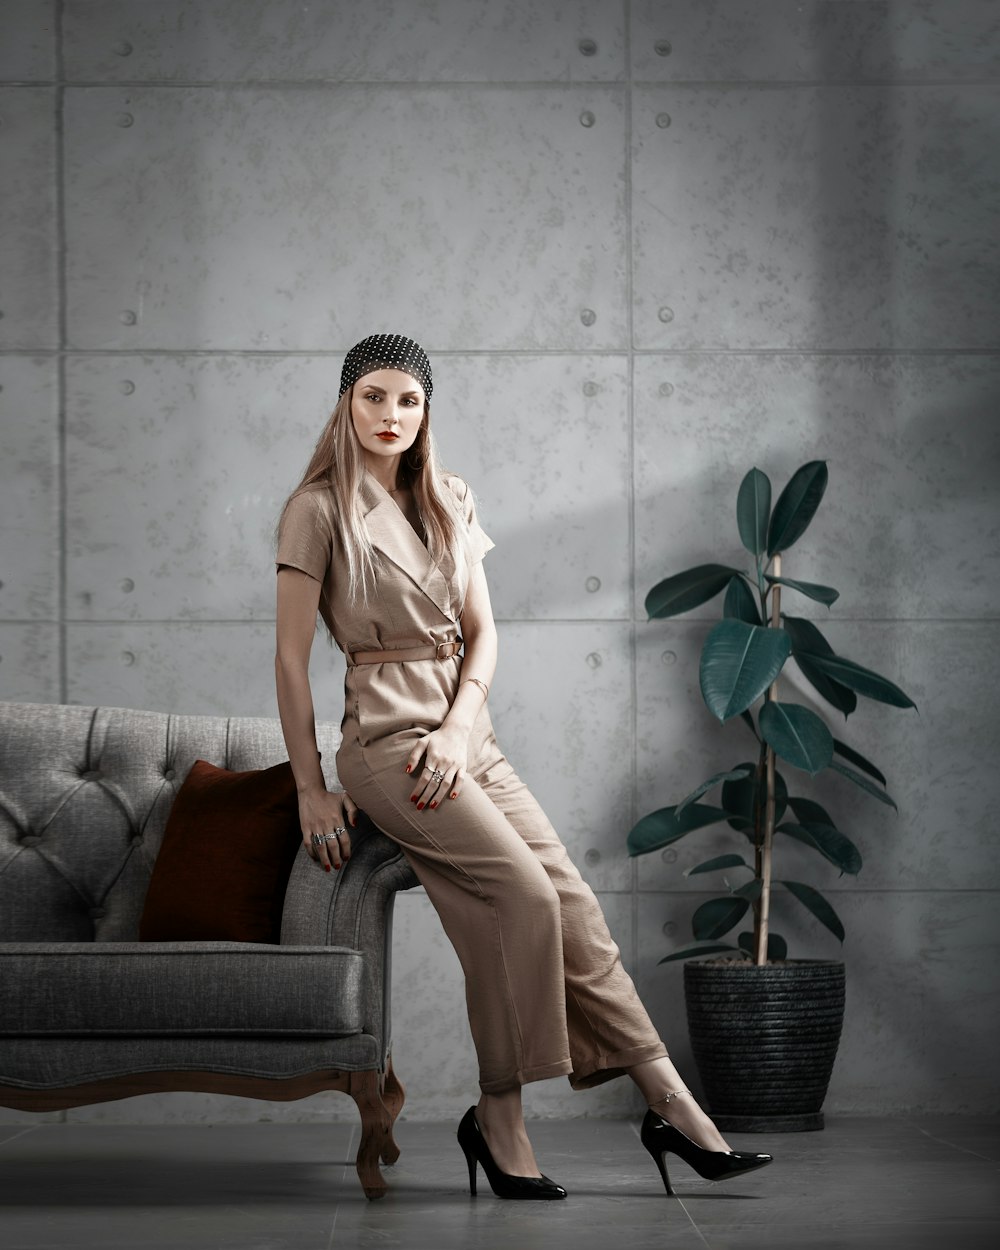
left=380, top=1055, right=405, bottom=1165
left=348, top=1070, right=391, bottom=1199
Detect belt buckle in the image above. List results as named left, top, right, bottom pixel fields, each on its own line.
left=436, top=638, right=460, bottom=659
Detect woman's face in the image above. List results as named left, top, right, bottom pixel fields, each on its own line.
left=350, top=369, right=426, bottom=469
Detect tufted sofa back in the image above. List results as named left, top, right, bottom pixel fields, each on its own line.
left=0, top=702, right=341, bottom=944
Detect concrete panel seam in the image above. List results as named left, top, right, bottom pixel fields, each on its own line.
left=630, top=79, right=1000, bottom=89
left=55, top=0, right=67, bottom=703
left=58, top=79, right=629, bottom=91
left=10, top=77, right=998, bottom=88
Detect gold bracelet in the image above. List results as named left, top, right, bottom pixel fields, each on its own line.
left=462, top=677, right=489, bottom=700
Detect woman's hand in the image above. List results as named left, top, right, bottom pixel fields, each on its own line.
left=298, top=786, right=359, bottom=871
left=405, top=725, right=469, bottom=809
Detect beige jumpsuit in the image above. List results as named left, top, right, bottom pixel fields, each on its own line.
left=277, top=472, right=666, bottom=1094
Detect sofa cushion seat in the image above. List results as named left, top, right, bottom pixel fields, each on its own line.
left=1, top=943, right=363, bottom=1038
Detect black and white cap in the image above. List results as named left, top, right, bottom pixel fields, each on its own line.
left=339, top=333, right=433, bottom=399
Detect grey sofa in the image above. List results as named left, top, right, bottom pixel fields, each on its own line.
left=0, top=701, right=418, bottom=1199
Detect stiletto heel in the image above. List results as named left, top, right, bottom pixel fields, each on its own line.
left=456, top=1106, right=567, bottom=1200
left=460, top=1136, right=478, bottom=1195
left=647, top=1144, right=675, bottom=1196
left=640, top=1099, right=772, bottom=1197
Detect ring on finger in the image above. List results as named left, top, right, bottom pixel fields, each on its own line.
left=429, top=768, right=445, bottom=783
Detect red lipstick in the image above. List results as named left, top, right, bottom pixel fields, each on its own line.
left=375, top=432, right=399, bottom=441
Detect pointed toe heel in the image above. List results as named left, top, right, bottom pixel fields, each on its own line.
left=457, top=1106, right=567, bottom=1200
left=640, top=1109, right=772, bottom=1197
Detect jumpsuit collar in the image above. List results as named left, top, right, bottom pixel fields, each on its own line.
left=360, top=474, right=455, bottom=622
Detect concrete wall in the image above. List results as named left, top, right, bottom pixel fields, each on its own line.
left=2, top=1, right=998, bottom=1125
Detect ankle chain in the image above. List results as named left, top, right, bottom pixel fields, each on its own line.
left=649, top=1089, right=692, bottom=1108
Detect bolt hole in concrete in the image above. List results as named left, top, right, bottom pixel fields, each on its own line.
left=579, top=110, right=595, bottom=128
left=580, top=307, right=596, bottom=325
left=585, top=651, right=603, bottom=669
left=655, top=40, right=672, bottom=56
left=585, top=849, right=601, bottom=866
left=585, top=576, right=601, bottom=593
left=578, top=39, right=597, bottom=56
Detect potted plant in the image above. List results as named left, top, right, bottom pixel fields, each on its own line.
left=628, top=461, right=915, bottom=1131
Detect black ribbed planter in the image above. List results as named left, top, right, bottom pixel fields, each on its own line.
left=683, top=958, right=845, bottom=1132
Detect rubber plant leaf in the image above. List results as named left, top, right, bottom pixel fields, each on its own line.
left=759, top=701, right=835, bottom=775
left=685, top=853, right=752, bottom=876
left=692, top=896, right=750, bottom=940
left=736, top=467, right=772, bottom=557
left=832, top=739, right=887, bottom=787
left=829, top=761, right=898, bottom=810
left=722, top=765, right=788, bottom=832
left=676, top=765, right=754, bottom=816
left=781, top=615, right=857, bottom=716
left=699, top=619, right=792, bottom=721
left=723, top=575, right=763, bottom=625
left=778, top=821, right=863, bottom=876
left=740, top=709, right=760, bottom=740
left=645, top=564, right=744, bottom=619
left=780, top=880, right=845, bottom=942
left=787, top=795, right=837, bottom=827
left=795, top=651, right=917, bottom=710
left=658, top=943, right=741, bottom=965
left=767, top=460, right=829, bottom=556
left=626, top=804, right=734, bottom=857
left=765, top=575, right=839, bottom=607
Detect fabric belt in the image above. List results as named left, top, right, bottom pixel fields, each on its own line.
left=348, top=637, right=463, bottom=666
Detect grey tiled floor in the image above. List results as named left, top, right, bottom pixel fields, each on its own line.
left=0, top=1116, right=998, bottom=1249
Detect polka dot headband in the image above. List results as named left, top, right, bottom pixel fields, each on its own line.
left=339, top=333, right=433, bottom=400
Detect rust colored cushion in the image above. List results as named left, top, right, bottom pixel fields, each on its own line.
left=139, top=760, right=302, bottom=944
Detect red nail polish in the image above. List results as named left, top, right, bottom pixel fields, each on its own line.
left=417, top=802, right=424, bottom=810
left=450, top=792, right=457, bottom=799
left=405, top=765, right=411, bottom=773
left=429, top=801, right=437, bottom=809
left=324, top=864, right=330, bottom=873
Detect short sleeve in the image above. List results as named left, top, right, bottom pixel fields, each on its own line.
left=275, top=490, right=332, bottom=583
left=451, top=477, right=495, bottom=565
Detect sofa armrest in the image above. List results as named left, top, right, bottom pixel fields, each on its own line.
left=280, top=813, right=418, bottom=1068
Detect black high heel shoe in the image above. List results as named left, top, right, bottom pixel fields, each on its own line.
left=641, top=1101, right=773, bottom=1196
left=457, top=1106, right=568, bottom=1200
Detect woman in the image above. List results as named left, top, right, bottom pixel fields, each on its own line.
left=275, top=333, right=772, bottom=1199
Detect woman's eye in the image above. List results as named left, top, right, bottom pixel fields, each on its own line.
left=365, top=393, right=380, bottom=402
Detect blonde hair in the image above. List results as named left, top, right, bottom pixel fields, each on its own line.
left=279, top=385, right=469, bottom=604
